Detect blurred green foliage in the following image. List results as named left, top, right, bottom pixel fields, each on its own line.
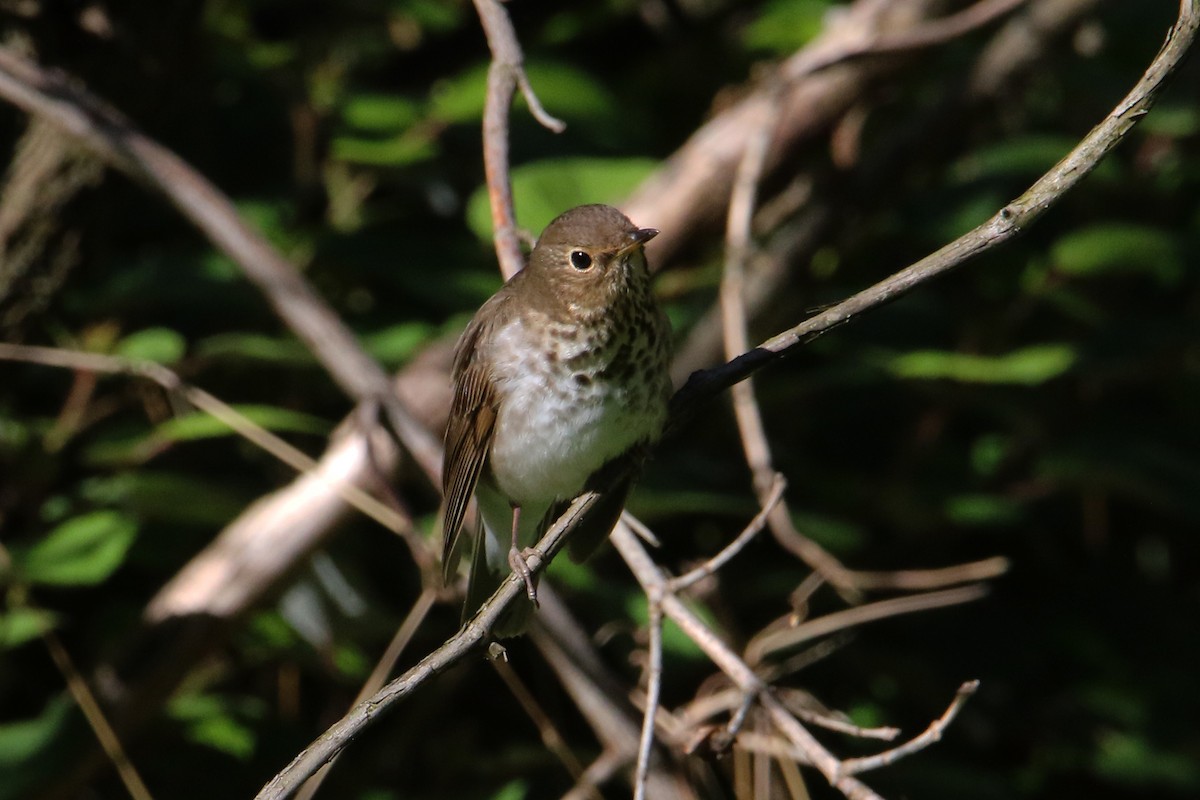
left=0, top=1, right=1198, bottom=799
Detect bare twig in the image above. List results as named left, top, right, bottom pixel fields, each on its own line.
left=0, top=545, right=154, bottom=800
left=669, top=474, right=786, bottom=593
left=839, top=680, right=980, bottom=776
left=633, top=592, right=664, bottom=800
left=293, top=589, right=437, bottom=800
left=492, top=658, right=593, bottom=789
left=745, top=585, right=990, bottom=666
left=0, top=343, right=425, bottom=565
left=472, top=0, right=565, bottom=280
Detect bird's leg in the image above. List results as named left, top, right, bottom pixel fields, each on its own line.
left=507, top=504, right=540, bottom=605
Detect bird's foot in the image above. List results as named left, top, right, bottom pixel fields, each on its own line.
left=508, top=547, right=541, bottom=606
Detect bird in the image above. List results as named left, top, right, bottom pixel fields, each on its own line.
left=441, top=204, right=672, bottom=636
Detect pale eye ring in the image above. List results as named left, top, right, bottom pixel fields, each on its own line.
left=569, top=250, right=593, bottom=271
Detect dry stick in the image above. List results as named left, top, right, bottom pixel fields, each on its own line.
left=473, top=0, right=565, bottom=280
left=632, top=591, right=664, bottom=800
left=292, top=589, right=437, bottom=800
left=608, top=522, right=882, bottom=800
left=0, top=343, right=428, bottom=567
left=669, top=473, right=787, bottom=593
left=839, top=681, right=980, bottom=778
left=491, top=658, right=594, bottom=790
left=254, top=5, right=1199, bottom=795
left=0, top=544, right=154, bottom=800
left=0, top=48, right=443, bottom=485
left=745, top=585, right=990, bottom=666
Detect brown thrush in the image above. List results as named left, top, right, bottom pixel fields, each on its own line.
left=441, top=204, right=672, bottom=636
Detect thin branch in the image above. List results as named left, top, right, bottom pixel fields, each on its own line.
left=492, top=658, right=592, bottom=789
left=0, top=343, right=428, bottom=567
left=669, top=474, right=786, bottom=593
left=473, top=0, right=565, bottom=280
left=0, top=544, right=154, bottom=800
left=745, top=585, right=990, bottom=666
left=293, top=589, right=437, bottom=800
left=633, top=593, right=664, bottom=800
left=787, top=0, right=1029, bottom=80
left=839, top=680, right=980, bottom=776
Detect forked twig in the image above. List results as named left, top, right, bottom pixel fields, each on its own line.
left=473, top=0, right=565, bottom=280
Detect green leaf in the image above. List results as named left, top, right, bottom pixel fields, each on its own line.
left=1140, top=103, right=1200, bottom=137
left=944, top=494, right=1023, bottom=526
left=0, top=608, right=58, bottom=649
left=115, top=327, right=186, bottom=363
left=1094, top=730, right=1199, bottom=788
left=155, top=405, right=330, bottom=442
left=466, top=157, right=659, bottom=243
left=168, top=692, right=263, bottom=760
left=196, top=333, right=316, bottom=366
left=361, top=322, right=437, bottom=367
left=625, top=594, right=712, bottom=659
left=331, top=134, right=438, bottom=167
left=0, top=695, right=74, bottom=769
left=487, top=781, right=528, bottom=800
left=18, top=511, right=138, bottom=586
left=339, top=93, right=422, bottom=133
left=1051, top=224, right=1184, bottom=285
left=883, top=344, right=1076, bottom=385
left=80, top=471, right=246, bottom=527
left=744, top=0, right=832, bottom=53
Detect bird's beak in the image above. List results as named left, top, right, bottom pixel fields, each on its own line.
left=619, top=227, right=659, bottom=255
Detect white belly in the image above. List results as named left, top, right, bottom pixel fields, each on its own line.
left=486, top=318, right=667, bottom=506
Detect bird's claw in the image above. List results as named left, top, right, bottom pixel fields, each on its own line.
left=508, top=547, right=541, bottom=606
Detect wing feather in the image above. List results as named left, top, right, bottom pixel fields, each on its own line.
left=441, top=296, right=507, bottom=580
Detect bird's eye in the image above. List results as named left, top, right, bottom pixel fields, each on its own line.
left=569, top=250, right=593, bottom=271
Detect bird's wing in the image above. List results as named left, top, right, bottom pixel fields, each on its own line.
left=441, top=306, right=502, bottom=581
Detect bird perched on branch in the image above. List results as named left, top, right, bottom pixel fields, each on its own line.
left=441, top=204, right=672, bottom=636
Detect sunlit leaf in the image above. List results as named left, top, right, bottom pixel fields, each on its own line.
left=115, top=327, right=187, bottom=363
left=0, top=695, right=73, bottom=769
left=361, top=322, right=437, bottom=366
left=466, top=157, right=658, bottom=243
left=0, top=608, right=58, bottom=649
left=80, top=471, right=246, bottom=527
left=944, top=494, right=1023, bottom=526
left=744, top=0, right=832, bottom=53
left=339, top=93, right=422, bottom=133
left=884, top=344, right=1076, bottom=384
left=168, top=693, right=264, bottom=761
left=1051, top=225, right=1184, bottom=285
left=1094, top=730, right=1199, bottom=788
left=196, top=333, right=315, bottom=366
left=17, top=511, right=138, bottom=586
